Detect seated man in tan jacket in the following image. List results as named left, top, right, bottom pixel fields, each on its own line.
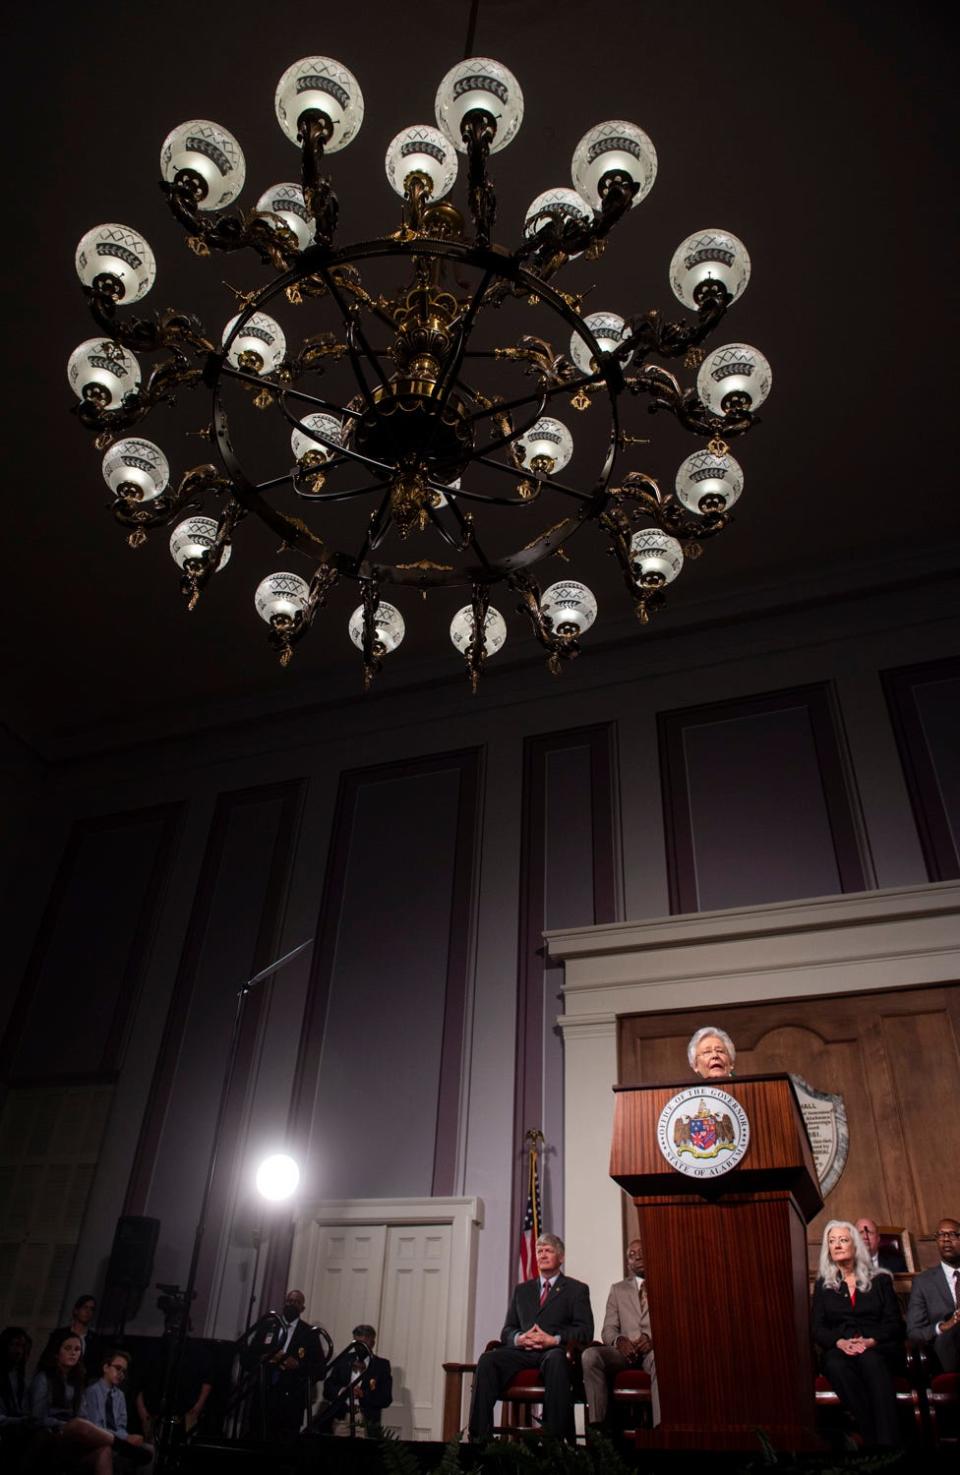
left=581, top=1235, right=659, bottom=1429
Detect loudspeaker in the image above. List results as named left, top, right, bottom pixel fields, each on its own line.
left=104, top=1215, right=160, bottom=1290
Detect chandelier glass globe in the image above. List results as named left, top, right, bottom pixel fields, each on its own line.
left=75, top=225, right=156, bottom=304
left=435, top=57, right=524, bottom=153
left=274, top=56, right=364, bottom=150
left=160, top=121, right=246, bottom=209
left=571, top=120, right=657, bottom=208
left=255, top=184, right=313, bottom=251
left=102, top=439, right=169, bottom=502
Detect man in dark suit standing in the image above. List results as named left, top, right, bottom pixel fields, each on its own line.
left=321, top=1324, right=392, bottom=1431
left=258, top=1288, right=327, bottom=1440
left=907, top=1218, right=960, bottom=1373
left=469, top=1233, right=593, bottom=1442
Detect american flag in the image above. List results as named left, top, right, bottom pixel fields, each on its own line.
left=517, top=1135, right=542, bottom=1282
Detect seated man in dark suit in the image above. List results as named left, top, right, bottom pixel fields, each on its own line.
left=856, top=1217, right=908, bottom=1274
left=320, top=1324, right=392, bottom=1432
left=469, top=1232, right=593, bottom=1442
left=906, top=1217, right=960, bottom=1373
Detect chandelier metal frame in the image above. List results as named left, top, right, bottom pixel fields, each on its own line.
left=71, top=57, right=765, bottom=690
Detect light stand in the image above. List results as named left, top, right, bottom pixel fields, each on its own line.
left=153, top=936, right=312, bottom=1473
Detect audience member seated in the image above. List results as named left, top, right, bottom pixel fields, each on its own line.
left=856, top=1217, right=908, bottom=1274
left=24, top=1329, right=133, bottom=1472
left=811, top=1220, right=904, bottom=1447
left=581, top=1234, right=659, bottom=1433
left=40, top=1295, right=99, bottom=1374
left=319, top=1324, right=392, bottom=1434
left=1, top=1325, right=31, bottom=1422
left=687, top=1026, right=736, bottom=1080
left=906, top=1216, right=960, bottom=1374
left=1, top=1326, right=34, bottom=1465
left=468, top=1232, right=593, bottom=1443
left=80, top=1349, right=152, bottom=1466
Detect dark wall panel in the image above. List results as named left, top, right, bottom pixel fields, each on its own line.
left=2, top=807, right=181, bottom=1083
left=288, top=749, right=481, bottom=1206
left=124, top=780, right=303, bottom=1314
left=659, top=685, right=868, bottom=914
left=515, top=726, right=618, bottom=1234
left=883, top=657, right=960, bottom=880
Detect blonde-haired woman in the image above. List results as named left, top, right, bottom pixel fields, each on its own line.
left=811, top=1220, right=904, bottom=1447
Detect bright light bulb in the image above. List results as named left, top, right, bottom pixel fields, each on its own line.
left=255, top=1153, right=300, bottom=1201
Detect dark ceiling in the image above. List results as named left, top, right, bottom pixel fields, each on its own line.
left=6, top=1, right=956, bottom=758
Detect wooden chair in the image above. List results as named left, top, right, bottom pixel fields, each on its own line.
left=495, top=1342, right=586, bottom=1440
left=442, top=1341, right=585, bottom=1442
left=814, top=1366, right=924, bottom=1444
left=876, top=1224, right=917, bottom=1272
left=495, top=1365, right=548, bottom=1435
left=927, top=1371, right=959, bottom=1446
left=610, top=1365, right=652, bottom=1439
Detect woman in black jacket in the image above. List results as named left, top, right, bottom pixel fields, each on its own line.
left=811, top=1220, right=904, bottom=1446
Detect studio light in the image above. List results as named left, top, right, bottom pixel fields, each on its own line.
left=255, top=1153, right=301, bottom=1202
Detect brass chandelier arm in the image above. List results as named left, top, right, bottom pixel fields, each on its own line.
left=508, top=570, right=583, bottom=675
left=608, top=472, right=727, bottom=542
left=263, top=377, right=364, bottom=421
left=320, top=265, right=395, bottom=395
left=292, top=472, right=389, bottom=504
left=299, top=113, right=339, bottom=245
left=599, top=508, right=667, bottom=626
left=456, top=386, right=548, bottom=464
left=267, top=563, right=341, bottom=667
left=418, top=268, right=495, bottom=461
left=460, top=111, right=498, bottom=246
left=85, top=292, right=215, bottom=359
left=514, top=173, right=638, bottom=280
left=160, top=179, right=303, bottom=270
left=618, top=282, right=732, bottom=365
left=178, top=496, right=247, bottom=610
left=464, top=379, right=572, bottom=428
left=76, top=351, right=206, bottom=441
left=360, top=487, right=398, bottom=556
left=463, top=581, right=491, bottom=693
left=323, top=266, right=398, bottom=334
left=626, top=363, right=758, bottom=439
left=466, top=452, right=598, bottom=506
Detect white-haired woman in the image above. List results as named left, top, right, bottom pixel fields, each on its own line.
left=687, top=1026, right=735, bottom=1080
left=811, top=1220, right=904, bottom=1446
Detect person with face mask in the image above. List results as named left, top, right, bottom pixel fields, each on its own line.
left=257, top=1289, right=327, bottom=1442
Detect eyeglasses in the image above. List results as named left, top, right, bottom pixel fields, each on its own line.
left=936, top=1230, right=960, bottom=1240
left=108, top=1364, right=128, bottom=1375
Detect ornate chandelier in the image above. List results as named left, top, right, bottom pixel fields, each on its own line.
left=68, top=53, right=770, bottom=690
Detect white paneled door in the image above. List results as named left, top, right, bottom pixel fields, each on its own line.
left=378, top=1223, right=452, bottom=1440
left=290, top=1198, right=480, bottom=1440
left=302, top=1223, right=386, bottom=1353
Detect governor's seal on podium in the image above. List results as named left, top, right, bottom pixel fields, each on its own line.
left=656, top=1086, right=750, bottom=1179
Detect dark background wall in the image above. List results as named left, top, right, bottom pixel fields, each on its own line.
left=1, top=577, right=957, bottom=1351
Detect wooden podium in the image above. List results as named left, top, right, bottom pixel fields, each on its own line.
left=611, top=1074, right=822, bottom=1450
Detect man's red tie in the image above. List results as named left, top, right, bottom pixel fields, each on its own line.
left=539, top=1279, right=550, bottom=1308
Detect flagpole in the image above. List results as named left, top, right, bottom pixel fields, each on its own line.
left=518, top=1128, right=545, bottom=1282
